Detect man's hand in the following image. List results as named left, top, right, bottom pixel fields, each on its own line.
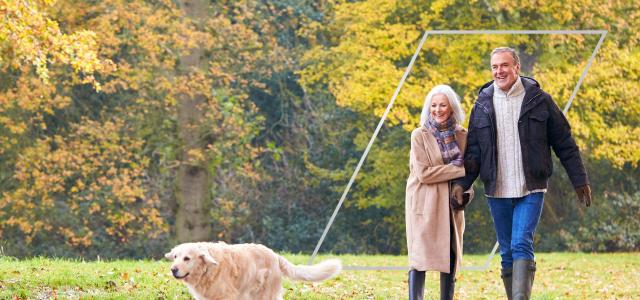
left=575, top=185, right=592, bottom=207
left=450, top=184, right=465, bottom=210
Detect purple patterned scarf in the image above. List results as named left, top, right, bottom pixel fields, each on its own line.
left=425, top=116, right=463, bottom=166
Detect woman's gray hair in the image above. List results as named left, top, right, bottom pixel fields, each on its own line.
left=420, top=85, right=465, bottom=126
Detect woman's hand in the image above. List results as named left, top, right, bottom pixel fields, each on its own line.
left=450, top=184, right=469, bottom=210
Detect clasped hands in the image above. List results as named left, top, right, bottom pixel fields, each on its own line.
left=450, top=184, right=468, bottom=210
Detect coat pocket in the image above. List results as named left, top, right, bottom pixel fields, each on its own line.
left=411, top=193, right=425, bottom=215
left=528, top=110, right=549, bottom=141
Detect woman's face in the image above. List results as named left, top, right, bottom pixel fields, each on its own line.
left=430, top=93, right=452, bottom=124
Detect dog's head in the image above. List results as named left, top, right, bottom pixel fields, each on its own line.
left=165, top=242, right=218, bottom=281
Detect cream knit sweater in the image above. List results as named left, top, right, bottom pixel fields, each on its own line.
left=492, top=77, right=546, bottom=198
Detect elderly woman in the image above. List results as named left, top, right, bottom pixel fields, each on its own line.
left=406, top=85, right=473, bottom=300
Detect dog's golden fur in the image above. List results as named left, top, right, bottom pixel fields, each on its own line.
left=165, top=242, right=341, bottom=300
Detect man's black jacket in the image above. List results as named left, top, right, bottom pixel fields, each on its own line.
left=455, top=76, right=589, bottom=195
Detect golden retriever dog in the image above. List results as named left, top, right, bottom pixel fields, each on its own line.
left=165, top=242, right=341, bottom=300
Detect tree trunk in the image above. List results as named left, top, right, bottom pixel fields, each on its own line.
left=517, top=41, right=542, bottom=75
left=175, top=0, right=212, bottom=243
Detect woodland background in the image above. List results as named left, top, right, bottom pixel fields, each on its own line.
left=0, top=0, right=638, bottom=259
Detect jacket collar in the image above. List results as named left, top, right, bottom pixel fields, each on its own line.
left=477, top=76, right=544, bottom=118
left=518, top=77, right=545, bottom=118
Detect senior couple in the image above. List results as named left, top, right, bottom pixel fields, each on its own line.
left=405, top=47, right=592, bottom=300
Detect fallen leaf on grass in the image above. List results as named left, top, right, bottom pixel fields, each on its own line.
left=105, top=280, right=116, bottom=291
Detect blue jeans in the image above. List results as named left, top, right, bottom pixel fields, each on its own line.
left=487, top=192, right=544, bottom=269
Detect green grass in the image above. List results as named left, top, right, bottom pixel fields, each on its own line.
left=0, top=253, right=638, bottom=299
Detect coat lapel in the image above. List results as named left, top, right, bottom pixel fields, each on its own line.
left=420, top=128, right=444, bottom=166
left=421, top=127, right=468, bottom=166
left=455, top=130, right=467, bottom=154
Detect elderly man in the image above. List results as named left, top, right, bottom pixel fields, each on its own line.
left=452, top=47, right=592, bottom=299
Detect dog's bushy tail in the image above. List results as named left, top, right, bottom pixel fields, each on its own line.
left=278, top=256, right=341, bottom=282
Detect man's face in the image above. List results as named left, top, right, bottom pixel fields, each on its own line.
left=491, top=52, right=520, bottom=91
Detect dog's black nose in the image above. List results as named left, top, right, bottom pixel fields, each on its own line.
left=171, top=267, right=178, bottom=275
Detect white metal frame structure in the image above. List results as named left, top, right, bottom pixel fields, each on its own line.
left=309, top=30, right=607, bottom=271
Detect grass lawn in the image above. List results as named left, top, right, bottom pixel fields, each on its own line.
left=0, top=252, right=638, bottom=299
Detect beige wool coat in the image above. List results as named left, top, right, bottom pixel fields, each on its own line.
left=405, top=126, right=473, bottom=275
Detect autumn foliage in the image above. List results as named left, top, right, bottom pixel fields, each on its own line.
left=0, top=118, right=166, bottom=254
left=0, top=0, right=638, bottom=257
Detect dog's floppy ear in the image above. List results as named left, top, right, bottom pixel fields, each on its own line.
left=199, top=249, right=218, bottom=265
left=164, top=250, right=175, bottom=260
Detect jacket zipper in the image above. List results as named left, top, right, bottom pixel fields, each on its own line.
left=519, top=92, right=543, bottom=123
left=518, top=91, right=542, bottom=191
left=475, top=101, right=497, bottom=183
left=524, top=92, right=542, bottom=106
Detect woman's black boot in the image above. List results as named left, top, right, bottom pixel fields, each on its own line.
left=408, top=269, right=425, bottom=300
left=439, top=271, right=455, bottom=300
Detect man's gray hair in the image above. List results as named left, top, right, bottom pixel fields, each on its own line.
left=491, top=47, right=520, bottom=66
